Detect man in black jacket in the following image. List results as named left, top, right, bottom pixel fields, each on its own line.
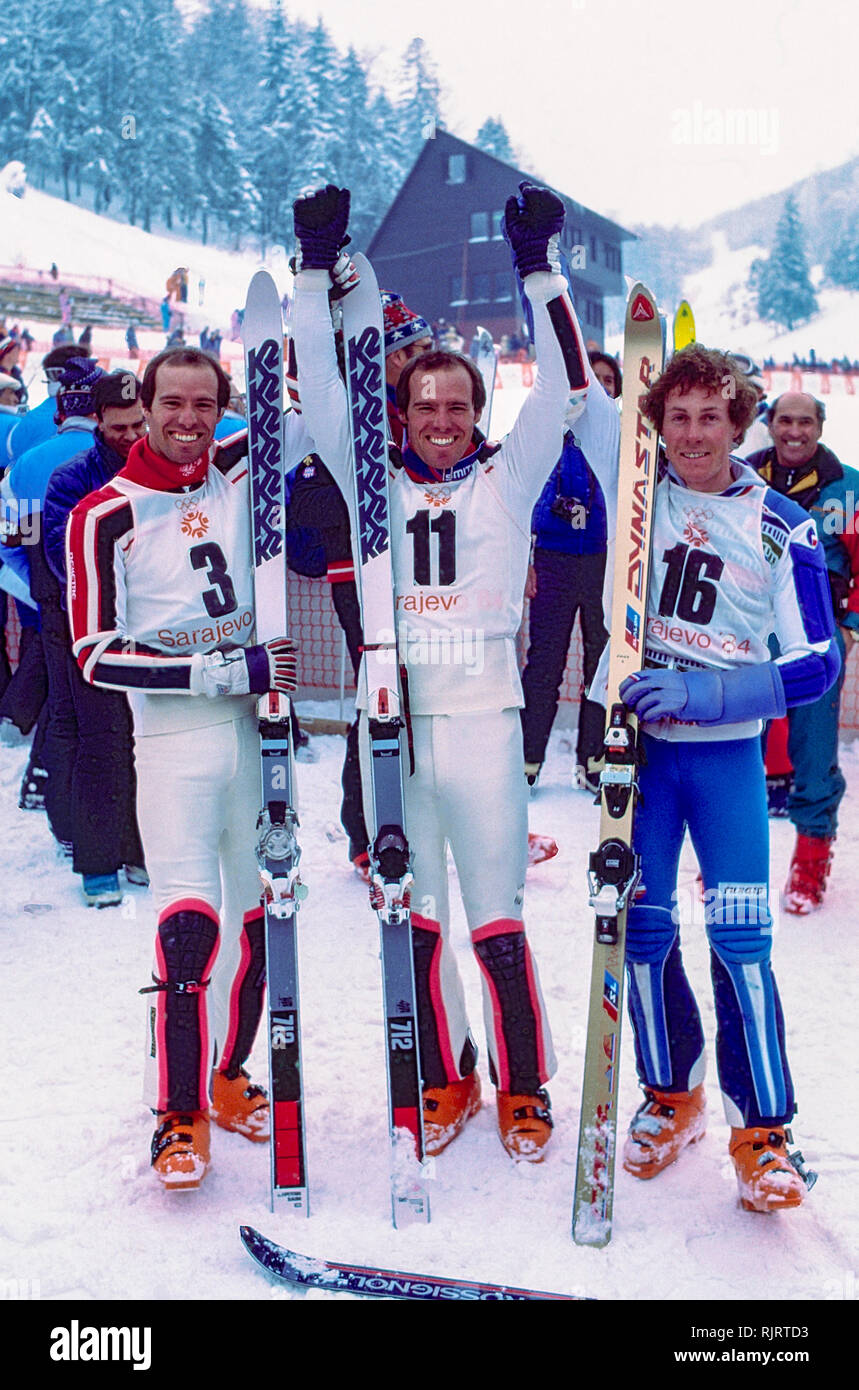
left=43, top=371, right=148, bottom=905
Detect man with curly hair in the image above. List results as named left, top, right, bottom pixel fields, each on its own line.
left=589, top=345, right=838, bottom=1212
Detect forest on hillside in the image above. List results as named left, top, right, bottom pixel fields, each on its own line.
left=0, top=0, right=513, bottom=254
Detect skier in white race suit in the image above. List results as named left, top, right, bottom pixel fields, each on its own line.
left=291, top=182, right=590, bottom=1162
left=66, top=346, right=309, bottom=1189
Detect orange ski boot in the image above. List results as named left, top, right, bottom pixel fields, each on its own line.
left=151, top=1111, right=210, bottom=1190
left=729, top=1125, right=811, bottom=1212
left=422, top=1072, right=482, bottom=1155
left=210, top=1068, right=270, bottom=1142
left=496, top=1088, right=553, bottom=1162
left=622, top=1083, right=707, bottom=1178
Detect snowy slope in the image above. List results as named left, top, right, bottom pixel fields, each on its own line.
left=0, top=184, right=290, bottom=333
left=1, top=723, right=856, bottom=1306
left=680, top=231, right=859, bottom=366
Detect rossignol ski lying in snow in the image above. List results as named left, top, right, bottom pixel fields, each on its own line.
left=239, top=1226, right=589, bottom=1301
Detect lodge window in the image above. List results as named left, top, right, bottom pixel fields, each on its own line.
left=472, top=273, right=490, bottom=302
left=469, top=211, right=489, bottom=241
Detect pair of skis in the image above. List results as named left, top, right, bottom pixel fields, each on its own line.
left=242, top=265, right=575, bottom=1299
left=244, top=267, right=662, bottom=1289
left=242, top=262, right=428, bottom=1227
left=243, top=274, right=309, bottom=1214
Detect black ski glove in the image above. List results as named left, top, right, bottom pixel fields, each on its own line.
left=293, top=184, right=351, bottom=272
left=503, top=182, right=565, bottom=278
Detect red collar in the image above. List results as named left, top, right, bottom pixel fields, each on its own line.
left=120, top=435, right=212, bottom=490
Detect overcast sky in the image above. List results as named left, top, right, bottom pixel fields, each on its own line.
left=275, top=0, right=859, bottom=229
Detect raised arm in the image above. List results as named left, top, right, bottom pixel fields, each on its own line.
left=498, top=184, right=588, bottom=499
left=289, top=185, right=360, bottom=529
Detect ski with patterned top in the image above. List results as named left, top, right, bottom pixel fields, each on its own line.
left=243, top=270, right=309, bottom=1215
left=337, top=254, right=429, bottom=1227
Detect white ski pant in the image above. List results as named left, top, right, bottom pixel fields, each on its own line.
left=137, top=715, right=266, bottom=1112
left=362, top=708, right=556, bottom=1094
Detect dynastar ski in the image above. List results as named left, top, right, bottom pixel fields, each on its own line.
left=338, top=253, right=429, bottom=1226
left=672, top=299, right=695, bottom=352
left=239, top=1227, right=586, bottom=1301
left=572, top=283, right=663, bottom=1246
left=243, top=271, right=309, bottom=1215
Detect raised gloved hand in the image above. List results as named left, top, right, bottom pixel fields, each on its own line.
left=503, top=182, right=565, bottom=278
left=620, top=663, right=785, bottom=726
left=193, top=638, right=298, bottom=698
left=293, top=184, right=352, bottom=272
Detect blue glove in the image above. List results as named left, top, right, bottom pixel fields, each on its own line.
left=620, top=663, right=786, bottom=726
left=503, top=182, right=565, bottom=278
left=293, top=185, right=351, bottom=271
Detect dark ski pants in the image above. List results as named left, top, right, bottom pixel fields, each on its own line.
left=39, top=591, right=144, bottom=873
left=786, top=628, right=846, bottom=839
left=64, top=645, right=144, bottom=875
left=520, top=548, right=607, bottom=771
left=626, top=734, right=795, bottom=1128
left=0, top=615, right=48, bottom=733
left=0, top=590, right=10, bottom=700
left=39, top=595, right=77, bottom=846
left=331, top=578, right=369, bottom=859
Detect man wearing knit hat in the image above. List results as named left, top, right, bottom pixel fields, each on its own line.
left=42, top=371, right=148, bottom=906
left=381, top=292, right=433, bottom=421
left=4, top=343, right=89, bottom=463
left=5, top=358, right=106, bottom=508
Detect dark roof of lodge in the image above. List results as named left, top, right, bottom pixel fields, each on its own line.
left=368, top=128, right=636, bottom=255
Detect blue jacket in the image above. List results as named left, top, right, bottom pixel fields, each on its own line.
left=531, top=431, right=607, bottom=556
left=214, top=411, right=248, bottom=441
left=4, top=396, right=58, bottom=464
left=8, top=418, right=97, bottom=514
left=0, top=410, right=20, bottom=456
left=44, top=430, right=126, bottom=594
left=748, top=442, right=859, bottom=635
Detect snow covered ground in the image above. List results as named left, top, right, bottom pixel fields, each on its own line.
left=2, top=718, right=856, bottom=1318
left=0, top=183, right=285, bottom=334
